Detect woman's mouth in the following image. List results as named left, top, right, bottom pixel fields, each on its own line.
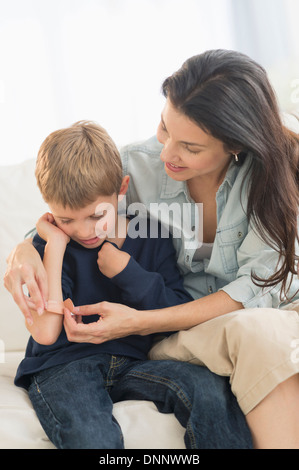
left=165, top=162, right=187, bottom=173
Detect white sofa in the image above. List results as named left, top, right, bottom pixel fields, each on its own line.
left=1, top=114, right=297, bottom=450
left=0, top=158, right=186, bottom=449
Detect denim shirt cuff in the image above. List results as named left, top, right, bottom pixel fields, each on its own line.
left=219, top=278, right=280, bottom=309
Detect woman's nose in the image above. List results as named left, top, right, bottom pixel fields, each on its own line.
left=160, top=140, right=179, bottom=163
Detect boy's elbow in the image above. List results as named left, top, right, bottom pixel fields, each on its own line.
left=36, top=333, right=59, bottom=346
left=26, top=324, right=60, bottom=346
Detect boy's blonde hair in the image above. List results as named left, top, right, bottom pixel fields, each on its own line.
left=35, top=121, right=123, bottom=208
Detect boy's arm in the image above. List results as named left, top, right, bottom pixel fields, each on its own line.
left=97, top=239, right=193, bottom=310
left=26, top=213, right=69, bottom=345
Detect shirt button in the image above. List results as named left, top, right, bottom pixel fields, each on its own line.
left=208, top=286, right=213, bottom=293
left=186, top=255, right=190, bottom=262
left=238, top=231, right=243, bottom=238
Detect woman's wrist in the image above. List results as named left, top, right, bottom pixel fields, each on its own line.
left=136, top=305, right=187, bottom=336
left=135, top=292, right=243, bottom=336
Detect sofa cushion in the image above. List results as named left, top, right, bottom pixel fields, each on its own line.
left=0, top=352, right=185, bottom=449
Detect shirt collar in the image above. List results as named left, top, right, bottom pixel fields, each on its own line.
left=218, top=160, right=240, bottom=192
left=160, top=173, right=188, bottom=200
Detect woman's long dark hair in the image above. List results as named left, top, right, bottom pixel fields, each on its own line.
left=162, top=49, right=299, bottom=298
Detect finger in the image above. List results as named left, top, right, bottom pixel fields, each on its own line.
left=72, top=302, right=106, bottom=316
left=64, top=308, right=84, bottom=324
left=11, top=283, right=34, bottom=325
left=63, top=308, right=77, bottom=327
left=26, top=279, right=45, bottom=314
left=4, top=267, right=34, bottom=323
left=63, top=309, right=94, bottom=342
left=22, top=265, right=46, bottom=315
left=64, top=309, right=104, bottom=333
left=25, top=296, right=37, bottom=309
left=47, top=212, right=55, bottom=223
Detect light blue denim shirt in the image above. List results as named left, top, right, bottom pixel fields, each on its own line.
left=120, top=135, right=299, bottom=308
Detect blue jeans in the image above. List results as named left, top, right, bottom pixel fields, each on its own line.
left=28, top=354, right=253, bottom=449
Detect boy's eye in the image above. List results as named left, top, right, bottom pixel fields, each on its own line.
left=92, top=212, right=106, bottom=219
left=60, top=219, right=72, bottom=224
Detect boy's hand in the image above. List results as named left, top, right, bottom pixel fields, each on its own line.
left=97, top=242, right=130, bottom=278
left=36, top=213, right=70, bottom=246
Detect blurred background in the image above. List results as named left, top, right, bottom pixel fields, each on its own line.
left=0, top=0, right=298, bottom=166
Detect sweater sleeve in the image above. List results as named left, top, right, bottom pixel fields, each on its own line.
left=110, top=235, right=193, bottom=310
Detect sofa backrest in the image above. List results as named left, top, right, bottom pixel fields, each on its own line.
left=0, top=114, right=298, bottom=356
left=0, top=159, right=48, bottom=353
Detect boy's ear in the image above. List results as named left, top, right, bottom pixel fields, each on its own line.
left=119, top=175, right=130, bottom=196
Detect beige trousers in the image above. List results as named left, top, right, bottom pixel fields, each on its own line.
left=149, top=303, right=299, bottom=415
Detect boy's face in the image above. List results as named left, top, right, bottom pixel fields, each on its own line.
left=48, top=194, right=120, bottom=249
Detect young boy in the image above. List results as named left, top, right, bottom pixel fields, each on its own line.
left=14, top=121, right=193, bottom=449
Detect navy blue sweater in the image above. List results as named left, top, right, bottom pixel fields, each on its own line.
left=15, top=218, right=193, bottom=389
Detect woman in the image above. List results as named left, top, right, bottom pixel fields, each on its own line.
left=5, top=49, right=299, bottom=448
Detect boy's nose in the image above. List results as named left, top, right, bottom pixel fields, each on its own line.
left=76, top=223, right=95, bottom=239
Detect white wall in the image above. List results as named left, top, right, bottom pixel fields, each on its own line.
left=0, top=0, right=298, bottom=166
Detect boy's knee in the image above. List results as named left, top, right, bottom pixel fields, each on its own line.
left=60, top=421, right=123, bottom=449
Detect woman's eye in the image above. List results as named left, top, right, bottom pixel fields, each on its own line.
left=186, top=147, right=201, bottom=155
left=160, top=122, right=167, bottom=133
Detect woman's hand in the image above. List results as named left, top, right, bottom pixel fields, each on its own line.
left=63, top=301, right=141, bottom=344
left=4, top=239, right=48, bottom=324
left=36, top=212, right=70, bottom=246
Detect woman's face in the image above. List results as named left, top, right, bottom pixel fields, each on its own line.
left=157, top=99, right=233, bottom=182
